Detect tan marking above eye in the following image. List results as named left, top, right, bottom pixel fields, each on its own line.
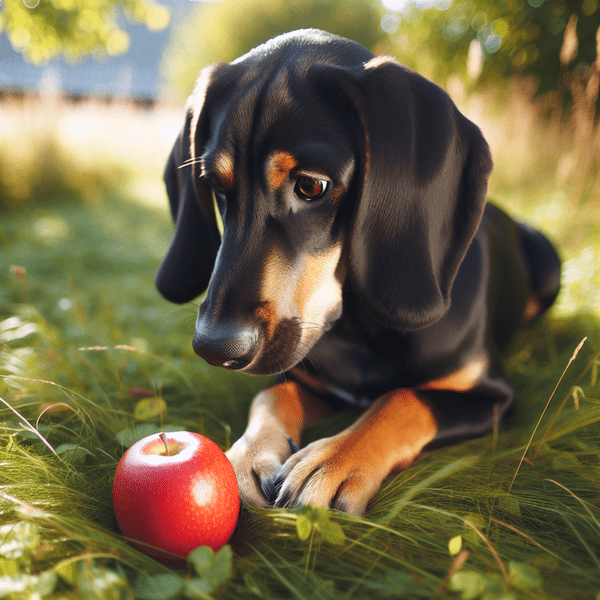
left=420, top=354, right=488, bottom=392
left=266, top=151, right=298, bottom=191
left=213, top=153, right=235, bottom=190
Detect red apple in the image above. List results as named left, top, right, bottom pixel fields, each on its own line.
left=112, top=431, right=239, bottom=563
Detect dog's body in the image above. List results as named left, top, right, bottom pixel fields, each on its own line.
left=156, top=30, right=561, bottom=515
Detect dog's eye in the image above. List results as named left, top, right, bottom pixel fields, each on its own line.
left=294, top=175, right=328, bottom=201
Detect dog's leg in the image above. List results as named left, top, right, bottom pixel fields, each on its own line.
left=225, top=381, right=332, bottom=507
left=273, top=389, right=438, bottom=515
left=272, top=358, right=515, bottom=516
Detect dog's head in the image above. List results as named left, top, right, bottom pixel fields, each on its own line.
left=156, top=29, right=492, bottom=376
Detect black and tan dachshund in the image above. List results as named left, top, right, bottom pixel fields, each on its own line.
left=156, top=29, right=561, bottom=515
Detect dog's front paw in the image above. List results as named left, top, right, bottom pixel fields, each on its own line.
left=272, top=433, right=385, bottom=516
left=225, top=429, right=297, bottom=508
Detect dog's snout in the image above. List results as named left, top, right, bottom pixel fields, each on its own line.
left=193, top=321, right=259, bottom=370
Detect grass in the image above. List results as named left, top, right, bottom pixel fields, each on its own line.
left=1, top=82, right=599, bottom=599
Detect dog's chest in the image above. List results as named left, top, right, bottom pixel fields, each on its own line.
left=291, top=323, right=427, bottom=408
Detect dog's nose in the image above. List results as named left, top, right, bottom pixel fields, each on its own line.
left=193, top=321, right=259, bottom=370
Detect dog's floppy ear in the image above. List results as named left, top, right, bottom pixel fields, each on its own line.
left=155, top=69, right=222, bottom=304
left=346, top=57, right=492, bottom=331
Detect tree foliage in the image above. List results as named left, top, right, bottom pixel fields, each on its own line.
left=0, top=0, right=169, bottom=65
left=160, top=0, right=385, bottom=100
left=162, top=0, right=599, bottom=101
left=382, top=0, right=600, bottom=92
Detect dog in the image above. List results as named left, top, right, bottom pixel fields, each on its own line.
left=156, top=29, right=561, bottom=516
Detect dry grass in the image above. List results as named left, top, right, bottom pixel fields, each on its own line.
left=0, top=94, right=183, bottom=211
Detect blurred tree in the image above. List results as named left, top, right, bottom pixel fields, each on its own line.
left=0, top=0, right=169, bottom=65
left=381, top=0, right=600, bottom=92
left=160, top=0, right=385, bottom=100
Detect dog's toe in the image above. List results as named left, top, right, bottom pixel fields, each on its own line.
left=273, top=435, right=383, bottom=516
left=225, top=430, right=294, bottom=507
left=265, top=471, right=286, bottom=504
left=252, top=455, right=284, bottom=503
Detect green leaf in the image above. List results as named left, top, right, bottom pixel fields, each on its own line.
left=186, top=545, right=232, bottom=595
left=449, top=535, right=463, bottom=556
left=480, top=575, right=509, bottom=600
left=188, top=546, right=215, bottom=578
left=294, top=506, right=345, bottom=545
left=464, top=513, right=486, bottom=528
left=55, top=443, right=93, bottom=455
left=115, top=424, right=160, bottom=447
left=184, top=578, right=212, bottom=599
left=134, top=396, right=167, bottom=421
left=133, top=572, right=184, bottom=600
left=463, top=528, right=484, bottom=547
left=296, top=515, right=312, bottom=542
left=449, top=571, right=488, bottom=600
left=15, top=427, right=46, bottom=441
left=294, top=505, right=318, bottom=521
left=315, top=508, right=330, bottom=530
left=210, top=545, right=233, bottom=587
left=115, top=424, right=180, bottom=448
left=509, top=561, right=543, bottom=590
left=322, top=521, right=345, bottom=546
left=55, top=443, right=94, bottom=464
left=54, top=560, right=77, bottom=584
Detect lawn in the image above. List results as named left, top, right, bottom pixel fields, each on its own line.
left=0, top=91, right=599, bottom=599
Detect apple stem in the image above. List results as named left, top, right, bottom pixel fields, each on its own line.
left=159, top=432, right=170, bottom=456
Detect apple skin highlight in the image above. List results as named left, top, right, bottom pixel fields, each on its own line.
left=112, top=431, right=240, bottom=563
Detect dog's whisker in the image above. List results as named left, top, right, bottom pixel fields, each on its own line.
left=178, top=157, right=204, bottom=169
